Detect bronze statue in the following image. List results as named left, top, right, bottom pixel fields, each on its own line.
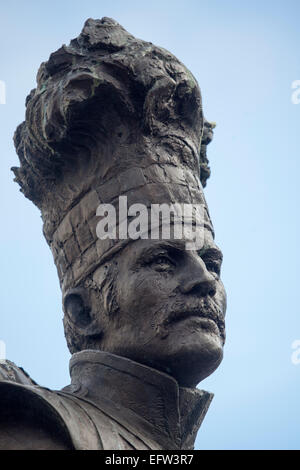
left=0, top=17, right=226, bottom=450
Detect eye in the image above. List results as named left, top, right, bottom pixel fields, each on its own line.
left=198, top=248, right=222, bottom=277
left=203, top=258, right=221, bottom=277
left=149, top=255, right=176, bottom=272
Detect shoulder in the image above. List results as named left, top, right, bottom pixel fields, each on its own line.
left=0, top=360, right=37, bottom=385
left=0, top=380, right=108, bottom=449
left=0, top=379, right=74, bottom=449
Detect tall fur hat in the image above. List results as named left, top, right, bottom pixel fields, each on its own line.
left=13, top=18, right=215, bottom=291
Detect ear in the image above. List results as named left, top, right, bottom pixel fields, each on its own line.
left=62, top=286, right=104, bottom=355
left=63, top=287, right=91, bottom=328
left=63, top=287, right=103, bottom=344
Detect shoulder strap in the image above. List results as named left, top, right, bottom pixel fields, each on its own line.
left=0, top=360, right=37, bottom=385
left=0, top=381, right=103, bottom=449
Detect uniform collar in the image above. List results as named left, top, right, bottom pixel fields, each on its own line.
left=66, top=350, right=213, bottom=450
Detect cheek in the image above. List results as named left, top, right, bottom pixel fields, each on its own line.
left=118, top=270, right=176, bottom=316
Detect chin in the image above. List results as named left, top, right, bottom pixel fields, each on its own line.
left=157, top=327, right=224, bottom=388
left=108, top=324, right=224, bottom=388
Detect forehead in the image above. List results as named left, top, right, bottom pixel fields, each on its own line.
left=118, top=226, right=216, bottom=260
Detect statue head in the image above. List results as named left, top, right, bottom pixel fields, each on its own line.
left=13, top=18, right=226, bottom=388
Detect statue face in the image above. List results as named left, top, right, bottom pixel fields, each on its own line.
left=92, top=227, right=226, bottom=387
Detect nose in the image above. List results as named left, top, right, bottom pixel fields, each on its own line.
left=179, top=258, right=217, bottom=298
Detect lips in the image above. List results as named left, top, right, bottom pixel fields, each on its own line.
left=164, top=299, right=226, bottom=342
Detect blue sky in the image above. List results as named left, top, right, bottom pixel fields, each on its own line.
left=0, top=0, right=299, bottom=450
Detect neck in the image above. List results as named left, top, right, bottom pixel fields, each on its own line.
left=66, top=349, right=213, bottom=449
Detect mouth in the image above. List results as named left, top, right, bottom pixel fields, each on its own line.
left=163, top=300, right=226, bottom=343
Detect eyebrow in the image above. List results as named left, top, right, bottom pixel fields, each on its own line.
left=130, top=241, right=184, bottom=265
left=135, top=239, right=223, bottom=261
left=198, top=246, right=223, bottom=261
left=139, top=240, right=188, bottom=257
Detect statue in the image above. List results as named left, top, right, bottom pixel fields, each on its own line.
left=0, top=17, right=226, bottom=450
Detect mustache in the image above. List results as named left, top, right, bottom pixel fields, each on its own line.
left=161, top=297, right=226, bottom=342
